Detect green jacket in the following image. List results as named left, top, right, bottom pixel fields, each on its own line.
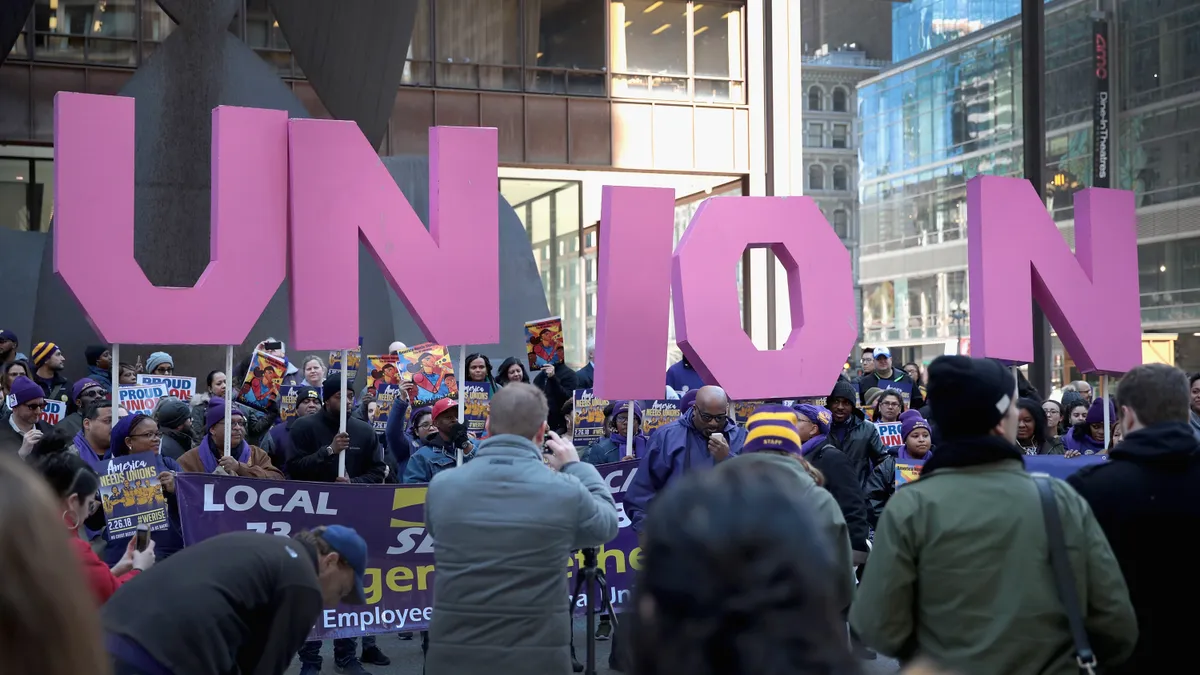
left=720, top=453, right=855, bottom=615
left=850, top=459, right=1136, bottom=674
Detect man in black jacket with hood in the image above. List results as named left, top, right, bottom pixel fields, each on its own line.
left=826, top=379, right=887, bottom=486
left=1067, top=363, right=1200, bottom=675
left=288, top=374, right=387, bottom=485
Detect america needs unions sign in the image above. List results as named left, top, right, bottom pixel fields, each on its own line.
left=176, top=462, right=642, bottom=640
left=54, top=93, right=1142, bottom=402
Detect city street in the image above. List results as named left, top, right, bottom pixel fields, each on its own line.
left=285, top=618, right=901, bottom=674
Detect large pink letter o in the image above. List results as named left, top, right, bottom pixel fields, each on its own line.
left=673, top=197, right=857, bottom=399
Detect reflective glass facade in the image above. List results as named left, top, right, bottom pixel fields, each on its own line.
left=891, top=0, right=1047, bottom=62
left=859, top=0, right=1093, bottom=256
left=860, top=0, right=1200, bottom=346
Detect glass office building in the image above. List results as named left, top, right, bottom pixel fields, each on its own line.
left=858, top=0, right=1200, bottom=369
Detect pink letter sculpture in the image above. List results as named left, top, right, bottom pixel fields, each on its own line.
left=967, top=175, right=1140, bottom=373
left=672, top=197, right=857, bottom=400
left=54, top=93, right=288, bottom=345
left=592, top=187, right=676, bottom=400
left=288, top=121, right=499, bottom=350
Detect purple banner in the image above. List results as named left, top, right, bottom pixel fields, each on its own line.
left=175, top=461, right=641, bottom=640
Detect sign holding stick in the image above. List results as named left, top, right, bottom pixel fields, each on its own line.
left=625, top=400, right=635, bottom=459
left=457, top=344, right=466, bottom=467
left=339, top=348, right=348, bottom=479
left=111, top=344, right=120, bottom=415
left=224, top=346, right=233, bottom=457
left=1102, top=374, right=1110, bottom=450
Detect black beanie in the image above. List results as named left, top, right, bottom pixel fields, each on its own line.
left=85, top=345, right=107, bottom=366
left=322, top=373, right=343, bottom=402
left=927, top=355, right=1016, bottom=440
left=828, top=379, right=858, bottom=405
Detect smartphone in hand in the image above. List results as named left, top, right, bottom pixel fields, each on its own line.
left=135, top=524, right=150, bottom=552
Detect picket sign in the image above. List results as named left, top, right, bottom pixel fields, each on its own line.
left=53, top=93, right=1142, bottom=406
left=136, top=374, right=196, bottom=401
left=40, top=400, right=66, bottom=426
left=118, top=384, right=167, bottom=415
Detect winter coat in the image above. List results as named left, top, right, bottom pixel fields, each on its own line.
left=533, top=363, right=579, bottom=433
left=1067, top=422, right=1200, bottom=675
left=176, top=439, right=283, bottom=479
left=71, top=536, right=139, bottom=604
left=158, top=427, right=193, bottom=461
left=55, top=411, right=85, bottom=440
left=805, top=441, right=871, bottom=553
left=851, top=439, right=1137, bottom=673
left=575, top=363, right=594, bottom=390
left=286, top=408, right=386, bottom=484
left=664, top=359, right=706, bottom=394
left=857, top=368, right=925, bottom=410
left=403, top=436, right=476, bottom=484
left=0, top=409, right=53, bottom=456
left=826, top=408, right=887, bottom=486
left=722, top=453, right=855, bottom=615
left=424, top=434, right=618, bottom=675
left=624, top=410, right=747, bottom=532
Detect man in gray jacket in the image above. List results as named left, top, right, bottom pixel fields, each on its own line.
left=425, top=382, right=619, bottom=675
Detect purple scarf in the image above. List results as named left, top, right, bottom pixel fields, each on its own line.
left=197, top=433, right=251, bottom=473
left=609, top=432, right=646, bottom=459
left=800, top=432, right=828, bottom=456
left=73, top=430, right=111, bottom=471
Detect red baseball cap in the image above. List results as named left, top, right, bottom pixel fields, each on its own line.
left=431, top=398, right=459, bottom=420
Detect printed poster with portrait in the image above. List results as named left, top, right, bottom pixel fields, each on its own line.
left=395, top=343, right=457, bottom=405
left=524, top=316, right=565, bottom=371
left=366, top=354, right=403, bottom=432
left=98, top=452, right=169, bottom=540
left=237, top=350, right=287, bottom=411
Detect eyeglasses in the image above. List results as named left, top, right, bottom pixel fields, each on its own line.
left=22, top=402, right=45, bottom=412
left=129, top=431, right=163, bottom=441
left=215, top=419, right=247, bottom=428
left=155, top=368, right=174, bottom=375
left=696, top=410, right=728, bottom=424
left=416, top=421, right=435, bottom=431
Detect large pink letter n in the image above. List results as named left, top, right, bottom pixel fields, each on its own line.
left=287, top=121, right=498, bottom=350
left=674, top=197, right=857, bottom=399
left=53, top=93, right=287, bottom=345
left=967, top=175, right=1140, bottom=373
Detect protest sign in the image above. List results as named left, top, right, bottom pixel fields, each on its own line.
left=136, top=374, right=196, bottom=401
left=641, top=400, right=681, bottom=436
left=328, top=345, right=362, bottom=385
left=525, top=317, right=565, bottom=371
left=98, top=451, right=170, bottom=539
left=367, top=355, right=402, bottom=432
left=572, top=389, right=610, bottom=445
left=279, top=385, right=302, bottom=424
left=176, top=461, right=642, bottom=639
left=461, top=383, right=490, bottom=438
left=237, top=350, right=287, bottom=411
left=876, top=422, right=903, bottom=447
left=118, top=384, right=166, bottom=415
left=396, top=344, right=456, bottom=405
left=39, top=400, right=66, bottom=426
left=733, top=400, right=766, bottom=426
left=895, top=455, right=1107, bottom=488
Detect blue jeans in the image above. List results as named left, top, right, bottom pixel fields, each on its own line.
left=298, top=638, right=358, bottom=669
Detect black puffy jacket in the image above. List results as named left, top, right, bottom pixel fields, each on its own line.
left=826, top=408, right=887, bottom=486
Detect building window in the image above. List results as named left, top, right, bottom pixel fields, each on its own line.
left=435, top=0, right=521, bottom=90
left=611, top=1, right=745, bottom=104
left=29, top=0, right=138, bottom=65
left=0, top=157, right=54, bottom=232
left=833, top=165, right=849, bottom=191
left=832, top=87, right=848, bottom=112
left=526, top=0, right=607, bottom=96
left=832, top=123, right=848, bottom=148
left=809, top=165, right=825, bottom=191
left=833, top=209, right=849, bottom=238
left=808, top=85, right=823, bottom=111
left=807, top=122, right=823, bottom=147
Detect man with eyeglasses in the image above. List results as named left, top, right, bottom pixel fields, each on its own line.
left=625, top=385, right=746, bottom=533
left=2, top=375, right=54, bottom=458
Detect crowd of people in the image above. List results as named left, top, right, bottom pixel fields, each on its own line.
left=2, top=323, right=1199, bottom=674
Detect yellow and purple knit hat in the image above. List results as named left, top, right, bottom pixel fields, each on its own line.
left=742, top=405, right=803, bottom=456
left=31, top=341, right=60, bottom=368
